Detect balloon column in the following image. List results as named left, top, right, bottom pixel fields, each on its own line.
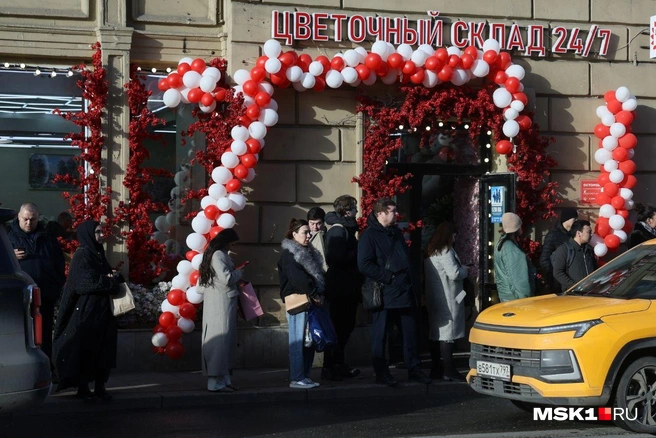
left=590, top=86, right=638, bottom=257
left=152, top=38, right=534, bottom=358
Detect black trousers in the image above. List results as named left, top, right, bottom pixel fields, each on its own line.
left=41, top=297, right=56, bottom=367
left=323, top=296, right=359, bottom=369
left=371, top=307, right=421, bottom=375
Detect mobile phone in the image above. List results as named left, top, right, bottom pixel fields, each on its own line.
left=235, top=261, right=250, bottom=269
left=15, top=247, right=25, bottom=252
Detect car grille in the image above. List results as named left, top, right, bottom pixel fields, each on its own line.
left=471, top=376, right=539, bottom=398
left=471, top=343, right=541, bottom=367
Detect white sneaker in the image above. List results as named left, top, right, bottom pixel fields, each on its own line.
left=289, top=380, right=318, bottom=389
left=302, top=378, right=320, bottom=388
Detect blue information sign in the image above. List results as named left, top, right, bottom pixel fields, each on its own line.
left=490, top=186, right=505, bottom=224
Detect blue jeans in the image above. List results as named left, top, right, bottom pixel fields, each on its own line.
left=286, top=310, right=314, bottom=382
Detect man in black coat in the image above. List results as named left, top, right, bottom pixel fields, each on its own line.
left=7, top=203, right=66, bottom=366
left=552, top=220, right=597, bottom=291
left=322, top=195, right=363, bottom=381
left=357, top=198, right=431, bottom=386
left=540, top=207, right=578, bottom=294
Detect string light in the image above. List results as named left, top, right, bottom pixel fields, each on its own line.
left=51, top=71, right=57, bottom=77
left=34, top=68, right=41, bottom=76
left=151, top=67, right=157, bottom=73
left=19, top=63, right=25, bottom=69
left=67, top=70, right=73, bottom=77
left=3, top=62, right=8, bottom=68
left=166, top=67, right=172, bottom=73
left=398, top=124, right=404, bottom=130
left=438, top=122, right=444, bottom=127
left=464, top=124, right=470, bottom=129
left=425, top=126, right=431, bottom=131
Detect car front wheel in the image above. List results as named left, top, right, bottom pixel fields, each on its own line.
left=614, top=356, right=656, bottom=434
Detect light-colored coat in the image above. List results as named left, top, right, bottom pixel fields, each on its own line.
left=198, top=249, right=242, bottom=376
left=309, top=230, right=327, bottom=272
left=424, top=247, right=468, bottom=341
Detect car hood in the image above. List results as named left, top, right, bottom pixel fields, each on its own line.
left=477, top=294, right=651, bottom=327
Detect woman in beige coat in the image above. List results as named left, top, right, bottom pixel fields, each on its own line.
left=424, top=222, right=469, bottom=382
left=197, top=228, right=243, bottom=392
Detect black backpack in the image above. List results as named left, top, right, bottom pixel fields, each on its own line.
left=550, top=241, right=575, bottom=270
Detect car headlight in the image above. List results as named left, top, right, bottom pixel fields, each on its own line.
left=540, top=350, right=582, bottom=382
left=538, top=319, right=602, bottom=338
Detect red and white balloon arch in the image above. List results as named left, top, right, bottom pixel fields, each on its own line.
left=151, top=38, right=534, bottom=357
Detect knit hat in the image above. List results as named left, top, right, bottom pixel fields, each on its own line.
left=501, top=212, right=522, bottom=234
left=560, top=208, right=578, bottom=225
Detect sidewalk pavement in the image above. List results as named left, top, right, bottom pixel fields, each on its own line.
left=29, top=357, right=472, bottom=415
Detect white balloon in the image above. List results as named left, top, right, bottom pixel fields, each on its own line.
left=309, top=61, right=324, bottom=76
left=418, top=44, right=435, bottom=56
left=285, top=66, right=303, bottom=83
left=422, top=69, right=438, bottom=88
left=191, top=253, right=204, bottom=270
left=341, top=67, right=358, bottom=84
left=492, top=88, right=512, bottom=108
left=177, top=260, right=194, bottom=276
left=155, top=215, right=170, bottom=232
left=231, top=140, right=248, bottom=156
left=217, top=197, right=232, bottom=212
left=363, top=71, right=377, bottom=86
left=354, top=46, right=367, bottom=62
left=152, top=333, right=169, bottom=348
left=182, top=71, right=202, bottom=89
left=483, top=38, right=501, bottom=53
left=602, top=136, right=618, bottom=151
left=200, top=196, right=216, bottom=210
left=446, top=46, right=462, bottom=56
left=349, top=78, right=361, bottom=87
left=266, top=99, right=278, bottom=112
left=609, top=214, right=626, bottom=230
left=186, top=233, right=207, bottom=252
left=627, top=149, right=635, bottom=159
left=217, top=213, right=236, bottom=229
left=450, top=68, right=468, bottom=86
left=232, top=85, right=243, bottom=96
left=613, top=229, right=628, bottom=243
left=626, top=199, right=635, bottom=210
left=292, top=81, right=307, bottom=92
left=231, top=126, right=250, bottom=142
left=264, top=58, right=281, bottom=74
left=163, top=89, right=182, bottom=108
left=596, top=105, right=611, bottom=118
left=263, top=39, right=282, bottom=58
left=601, top=113, right=615, bottom=127
left=397, top=44, right=413, bottom=60
left=177, top=317, right=195, bottom=333
left=186, top=286, right=204, bottom=304
left=372, top=40, right=389, bottom=58
left=325, top=70, right=344, bottom=88
left=622, top=98, right=637, bottom=111
left=191, top=215, right=212, bottom=235
left=228, top=193, right=247, bottom=211
left=172, top=273, right=191, bottom=290
left=178, top=57, right=193, bottom=66
left=510, top=100, right=525, bottom=112
left=161, top=299, right=180, bottom=317
left=471, top=60, right=490, bottom=78
left=170, top=186, right=181, bottom=199
left=505, top=64, right=525, bottom=80
left=199, top=75, right=217, bottom=93
left=504, top=108, right=519, bottom=121
left=248, top=122, right=267, bottom=140
left=599, top=204, right=616, bottom=218
left=609, top=169, right=625, bottom=183
left=242, top=168, right=256, bottom=183
left=343, top=49, right=360, bottom=67
left=199, top=101, right=216, bottom=114
left=604, top=159, right=618, bottom=171
left=411, top=50, right=428, bottom=67
left=180, top=88, right=191, bottom=104
left=502, top=120, right=520, bottom=138
left=211, top=167, right=232, bottom=185
left=203, top=67, right=221, bottom=81
left=594, top=148, right=612, bottom=165
left=594, top=243, right=608, bottom=257
left=221, top=151, right=239, bottom=169
left=590, top=234, right=604, bottom=247
left=300, top=73, right=316, bottom=90
left=174, top=171, right=189, bottom=187
left=232, top=69, right=250, bottom=85
left=615, top=86, right=630, bottom=103
left=259, top=108, right=279, bottom=127
left=381, top=68, right=399, bottom=85
left=620, top=188, right=633, bottom=200
left=610, top=122, right=626, bottom=138
left=153, top=231, right=168, bottom=243
left=259, top=82, right=274, bottom=96
left=166, top=211, right=179, bottom=226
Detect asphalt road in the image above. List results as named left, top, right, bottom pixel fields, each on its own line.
left=0, top=389, right=642, bottom=438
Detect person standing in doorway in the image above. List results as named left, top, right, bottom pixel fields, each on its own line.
left=552, top=220, right=597, bottom=291
left=307, top=207, right=327, bottom=272
left=539, top=208, right=577, bottom=293
left=494, top=212, right=535, bottom=302
left=358, top=198, right=432, bottom=386
left=322, top=195, right=363, bottom=381
left=7, top=202, right=66, bottom=367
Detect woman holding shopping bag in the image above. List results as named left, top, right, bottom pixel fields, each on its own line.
left=198, top=228, right=244, bottom=392
left=278, top=218, right=326, bottom=389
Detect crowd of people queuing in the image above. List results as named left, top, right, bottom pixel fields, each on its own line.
left=7, top=197, right=656, bottom=399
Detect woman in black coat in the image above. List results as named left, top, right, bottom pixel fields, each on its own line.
left=629, top=204, right=656, bottom=249
left=53, top=220, right=122, bottom=402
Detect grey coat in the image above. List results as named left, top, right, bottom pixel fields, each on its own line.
left=424, top=248, right=468, bottom=341
left=198, top=249, right=242, bottom=376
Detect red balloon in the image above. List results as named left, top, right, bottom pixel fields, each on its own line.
left=611, top=196, right=625, bottom=209
left=616, top=209, right=628, bottom=220
left=483, top=50, right=498, bottom=64
left=234, top=164, right=248, bottom=179
left=402, top=61, right=417, bottom=76
left=246, top=104, right=261, bottom=120
left=179, top=303, right=197, bottom=320
left=355, top=64, right=371, bottom=80
left=330, top=56, right=345, bottom=71
left=435, top=48, right=449, bottom=63
left=214, top=88, right=227, bottom=102
left=622, top=219, right=633, bottom=233
left=497, top=52, right=512, bottom=69
left=167, top=73, right=183, bottom=89
left=165, top=326, right=183, bottom=343
left=615, top=110, right=634, bottom=125
left=241, top=153, right=257, bottom=169
left=246, top=139, right=262, bottom=154
left=157, top=78, right=170, bottom=91
left=238, top=115, right=252, bottom=128
left=604, top=90, right=616, bottom=103
left=516, top=115, right=532, bottom=131
left=298, top=54, right=313, bottom=71
left=460, top=54, right=474, bottom=69
left=177, top=63, right=192, bottom=76
left=270, top=73, right=290, bottom=88
left=424, top=56, right=441, bottom=71
left=365, top=53, right=382, bottom=70
left=505, top=77, right=521, bottom=93
left=187, top=88, right=203, bottom=103
left=464, top=46, right=478, bottom=58
left=621, top=174, right=637, bottom=189
left=200, top=93, right=215, bottom=107
left=448, top=54, right=460, bottom=68
left=165, top=342, right=185, bottom=360
left=190, top=58, right=206, bottom=74
left=437, top=65, right=453, bottom=82
left=209, top=226, right=223, bottom=239
left=603, top=182, right=619, bottom=197
left=315, top=55, right=331, bottom=73
left=619, top=160, right=636, bottom=175
left=512, top=92, right=528, bottom=106
left=189, top=270, right=200, bottom=286
left=494, top=71, right=508, bottom=85
left=186, top=250, right=199, bottom=261
left=250, top=66, right=266, bottom=82
left=255, top=91, right=271, bottom=107
left=387, top=53, right=404, bottom=69
left=410, top=68, right=425, bottom=84
left=612, top=147, right=628, bottom=162
left=204, top=205, right=220, bottom=221
left=243, top=80, right=259, bottom=97
left=375, top=63, right=389, bottom=77
left=279, top=52, right=296, bottom=67
left=153, top=324, right=166, bottom=334
left=495, top=140, right=513, bottom=155
left=598, top=172, right=610, bottom=186
left=594, top=123, right=610, bottom=139
left=607, top=100, right=622, bottom=114
left=159, top=311, right=176, bottom=328
left=256, top=56, right=268, bottom=69
left=596, top=223, right=611, bottom=238
left=226, top=178, right=242, bottom=193
left=596, top=193, right=611, bottom=206
left=167, top=289, right=186, bottom=306
left=618, top=133, right=637, bottom=149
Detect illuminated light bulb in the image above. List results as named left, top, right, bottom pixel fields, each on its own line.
left=486, top=143, right=491, bottom=148
left=136, top=66, right=141, bottom=71
left=487, top=130, right=492, bottom=135
left=464, top=124, right=470, bottom=129
left=151, top=68, right=157, bottom=73
left=438, top=122, right=444, bottom=127
left=50, top=71, right=57, bottom=77
left=34, top=68, right=41, bottom=76
left=425, top=126, right=431, bottom=131
left=413, top=127, right=417, bottom=132
left=19, top=63, right=25, bottom=69
left=484, top=157, right=490, bottom=163
left=398, top=125, right=404, bottom=130
left=166, top=67, right=172, bottom=73
left=67, top=70, right=73, bottom=77
left=3, top=62, right=9, bottom=68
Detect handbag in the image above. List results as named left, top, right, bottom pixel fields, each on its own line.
left=308, top=306, right=337, bottom=352
left=285, top=293, right=311, bottom=315
left=238, top=282, right=264, bottom=321
left=110, top=282, right=135, bottom=316
left=361, top=237, right=397, bottom=311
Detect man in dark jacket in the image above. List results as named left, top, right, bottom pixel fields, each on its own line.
left=322, top=195, right=363, bottom=381
left=552, top=220, right=597, bottom=291
left=540, top=208, right=578, bottom=293
left=7, top=203, right=66, bottom=365
left=357, top=198, right=431, bottom=386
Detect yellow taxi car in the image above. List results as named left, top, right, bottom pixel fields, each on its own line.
left=468, top=240, right=656, bottom=434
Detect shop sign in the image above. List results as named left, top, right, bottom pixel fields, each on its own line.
left=580, top=179, right=602, bottom=204
left=490, top=186, right=505, bottom=224
left=651, top=15, right=656, bottom=59
left=271, top=10, right=611, bottom=57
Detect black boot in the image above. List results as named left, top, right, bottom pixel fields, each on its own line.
left=94, top=378, right=113, bottom=401
left=429, top=341, right=443, bottom=379
left=76, top=383, right=95, bottom=403
left=440, top=341, right=466, bottom=382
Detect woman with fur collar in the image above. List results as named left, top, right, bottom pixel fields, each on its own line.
left=278, top=218, right=325, bottom=389
left=629, top=203, right=656, bottom=249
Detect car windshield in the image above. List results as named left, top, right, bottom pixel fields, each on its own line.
left=567, top=245, right=656, bottom=299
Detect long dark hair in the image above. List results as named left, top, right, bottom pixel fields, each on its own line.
left=284, top=218, right=308, bottom=239
left=426, top=222, right=455, bottom=257
left=198, top=228, right=239, bottom=286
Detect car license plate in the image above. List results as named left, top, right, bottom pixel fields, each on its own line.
left=476, top=361, right=511, bottom=381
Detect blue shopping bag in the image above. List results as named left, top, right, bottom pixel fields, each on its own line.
left=308, top=306, right=338, bottom=352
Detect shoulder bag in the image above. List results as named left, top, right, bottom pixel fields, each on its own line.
left=111, top=282, right=136, bottom=316
left=285, top=293, right=311, bottom=315
left=361, top=237, right=397, bottom=311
